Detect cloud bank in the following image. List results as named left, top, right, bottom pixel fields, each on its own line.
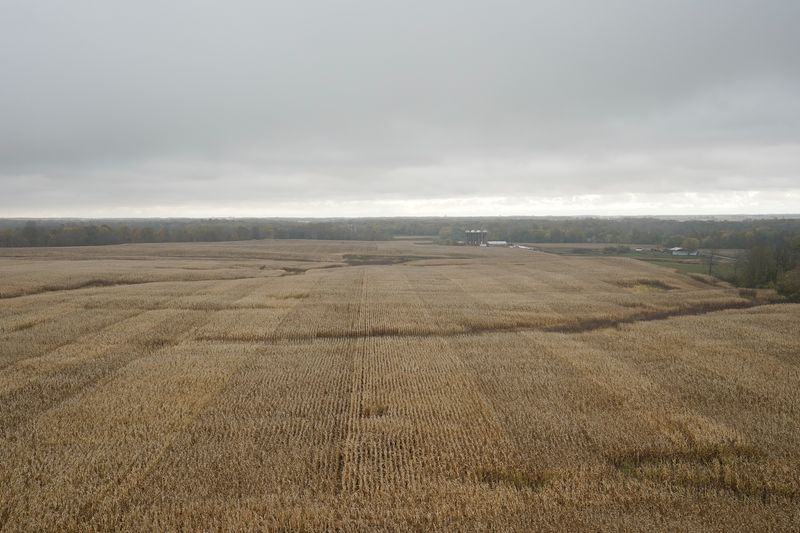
left=1, top=0, right=799, bottom=216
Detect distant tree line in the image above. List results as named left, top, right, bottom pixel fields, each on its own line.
left=2, top=217, right=799, bottom=298
left=0, top=219, right=392, bottom=247
left=432, top=217, right=800, bottom=251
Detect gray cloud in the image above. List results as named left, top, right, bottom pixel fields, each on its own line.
left=1, top=0, right=799, bottom=216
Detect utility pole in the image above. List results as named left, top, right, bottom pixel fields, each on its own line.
left=708, top=249, right=715, bottom=276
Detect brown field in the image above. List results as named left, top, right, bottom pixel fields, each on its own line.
left=0, top=240, right=798, bottom=531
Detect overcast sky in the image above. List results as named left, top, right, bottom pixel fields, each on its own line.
left=1, top=0, right=799, bottom=217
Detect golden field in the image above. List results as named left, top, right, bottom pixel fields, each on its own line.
left=0, top=240, right=798, bottom=531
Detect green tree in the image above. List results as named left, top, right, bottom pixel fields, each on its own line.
left=779, top=267, right=800, bottom=301
left=438, top=226, right=453, bottom=244
left=682, top=237, right=700, bottom=250
left=665, top=234, right=684, bottom=247
left=22, top=221, right=40, bottom=246
left=740, top=245, right=777, bottom=287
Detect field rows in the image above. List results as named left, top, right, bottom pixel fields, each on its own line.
left=0, top=241, right=798, bottom=530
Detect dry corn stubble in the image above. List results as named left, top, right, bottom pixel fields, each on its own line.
left=0, top=240, right=798, bottom=531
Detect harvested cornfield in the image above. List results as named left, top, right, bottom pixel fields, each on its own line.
left=0, top=240, right=798, bottom=531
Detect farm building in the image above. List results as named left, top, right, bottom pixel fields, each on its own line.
left=669, top=247, right=699, bottom=256
left=464, top=230, right=487, bottom=246
left=487, top=240, right=508, bottom=247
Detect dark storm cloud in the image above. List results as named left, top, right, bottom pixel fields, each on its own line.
left=1, top=0, right=799, bottom=216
